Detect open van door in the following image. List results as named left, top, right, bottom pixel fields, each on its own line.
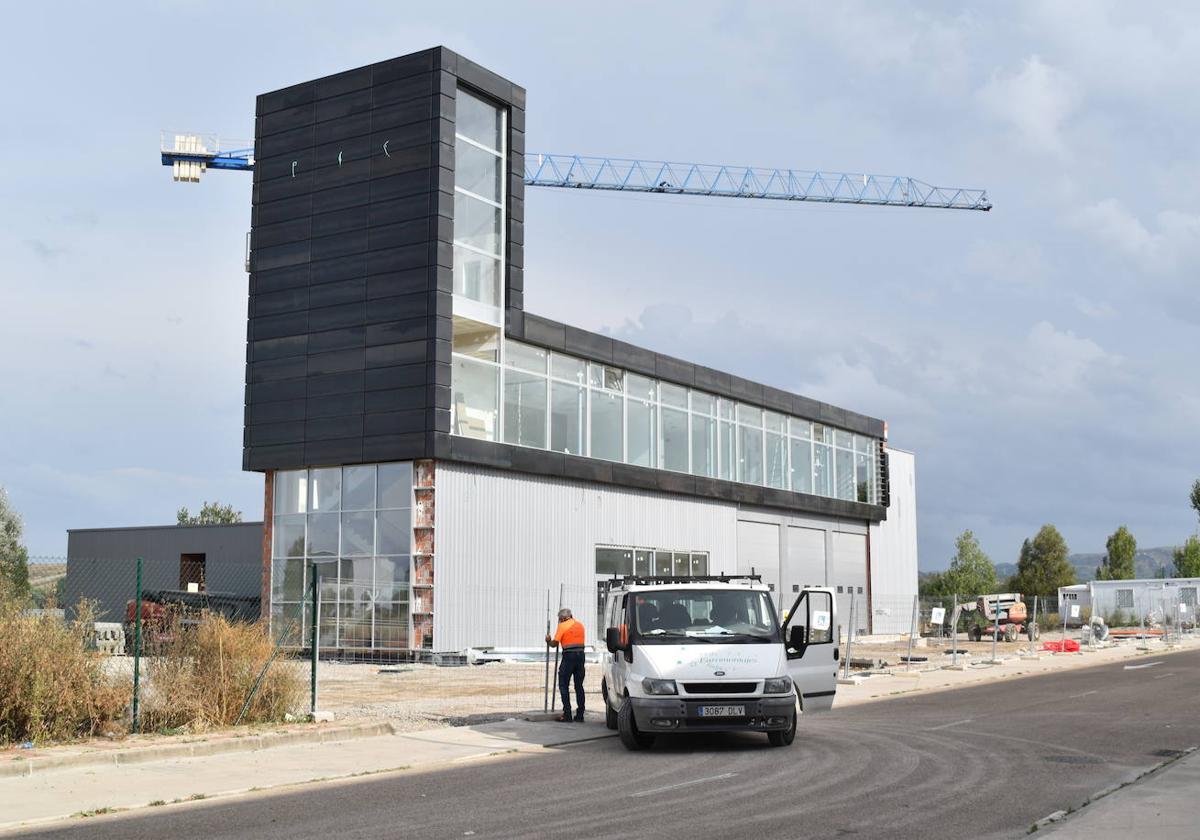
left=780, top=588, right=837, bottom=713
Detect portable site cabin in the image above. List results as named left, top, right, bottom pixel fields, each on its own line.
left=1058, top=578, right=1200, bottom=627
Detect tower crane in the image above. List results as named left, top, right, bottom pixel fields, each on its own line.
left=160, top=132, right=991, bottom=211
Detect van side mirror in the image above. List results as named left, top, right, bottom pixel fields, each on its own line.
left=605, top=627, right=623, bottom=654
left=788, top=624, right=807, bottom=654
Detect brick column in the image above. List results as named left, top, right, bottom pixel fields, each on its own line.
left=413, top=460, right=436, bottom=649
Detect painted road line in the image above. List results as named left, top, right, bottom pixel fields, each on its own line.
left=631, top=773, right=737, bottom=798
left=1069, top=690, right=1098, bottom=699
left=926, top=718, right=974, bottom=731
left=1123, top=661, right=1163, bottom=670
left=1153, top=673, right=1176, bottom=680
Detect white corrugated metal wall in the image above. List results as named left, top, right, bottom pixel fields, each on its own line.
left=868, top=448, right=918, bottom=634
left=434, top=463, right=739, bottom=650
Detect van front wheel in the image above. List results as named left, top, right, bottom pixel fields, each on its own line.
left=768, top=711, right=797, bottom=747
left=617, top=699, right=655, bottom=751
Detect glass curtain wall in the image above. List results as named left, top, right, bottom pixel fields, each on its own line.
left=271, top=463, right=413, bottom=650
left=452, top=90, right=505, bottom=323
left=453, top=334, right=881, bottom=504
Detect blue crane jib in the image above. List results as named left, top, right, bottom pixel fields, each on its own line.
left=160, top=133, right=990, bottom=211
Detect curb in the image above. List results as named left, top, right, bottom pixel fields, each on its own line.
left=0, top=721, right=397, bottom=780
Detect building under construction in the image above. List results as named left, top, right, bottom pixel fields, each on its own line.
left=234, top=47, right=922, bottom=652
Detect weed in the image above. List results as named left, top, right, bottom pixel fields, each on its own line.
left=148, top=800, right=166, bottom=807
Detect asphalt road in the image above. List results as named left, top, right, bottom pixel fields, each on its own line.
left=18, top=649, right=1200, bottom=840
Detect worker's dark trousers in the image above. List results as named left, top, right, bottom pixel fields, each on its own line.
left=558, top=649, right=586, bottom=717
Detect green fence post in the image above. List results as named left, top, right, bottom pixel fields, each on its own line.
left=132, top=556, right=143, bottom=734
left=310, top=562, right=318, bottom=717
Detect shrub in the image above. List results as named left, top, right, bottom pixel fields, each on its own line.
left=141, top=616, right=303, bottom=731
left=0, top=600, right=128, bottom=745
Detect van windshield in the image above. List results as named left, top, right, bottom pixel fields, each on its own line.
left=630, top=589, right=781, bottom=644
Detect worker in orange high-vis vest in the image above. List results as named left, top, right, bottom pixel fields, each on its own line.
left=545, top=608, right=586, bottom=722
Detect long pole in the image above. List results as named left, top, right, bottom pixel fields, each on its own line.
left=550, top=583, right=564, bottom=713
left=991, top=597, right=998, bottom=663
left=842, top=594, right=854, bottom=680
left=905, top=594, right=918, bottom=671
left=132, top=557, right=143, bottom=734
left=951, top=594, right=958, bottom=668
left=310, top=563, right=318, bottom=717
left=543, top=589, right=551, bottom=712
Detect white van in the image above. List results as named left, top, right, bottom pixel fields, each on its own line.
left=599, top=575, right=838, bottom=750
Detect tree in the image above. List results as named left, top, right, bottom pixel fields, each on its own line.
left=1011, top=525, right=1075, bottom=596
left=0, top=485, right=31, bottom=601
left=1174, top=536, right=1200, bottom=578
left=942, top=530, right=997, bottom=596
left=1190, top=479, right=1200, bottom=529
left=177, top=501, right=243, bottom=526
left=1097, top=526, right=1136, bottom=580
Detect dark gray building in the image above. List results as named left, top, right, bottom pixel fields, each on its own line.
left=64, top=523, right=264, bottom=623
left=240, top=47, right=912, bottom=653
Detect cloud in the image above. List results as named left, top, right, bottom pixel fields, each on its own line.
left=977, top=56, right=1079, bottom=156
left=23, top=238, right=67, bottom=261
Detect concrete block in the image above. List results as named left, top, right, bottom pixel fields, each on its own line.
left=310, top=710, right=336, bottom=723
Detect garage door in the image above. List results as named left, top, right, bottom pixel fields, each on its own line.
left=785, top=526, right=826, bottom=597
left=832, top=532, right=869, bottom=634
left=737, top=521, right=780, bottom=608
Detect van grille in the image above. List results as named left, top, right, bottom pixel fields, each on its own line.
left=682, top=682, right=757, bottom=694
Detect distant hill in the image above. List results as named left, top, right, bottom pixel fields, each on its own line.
left=993, top=547, right=1178, bottom=584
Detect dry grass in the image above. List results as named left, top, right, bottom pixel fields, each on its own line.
left=0, top=600, right=128, bottom=745
left=141, top=616, right=304, bottom=731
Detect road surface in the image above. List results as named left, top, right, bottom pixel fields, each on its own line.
left=16, top=648, right=1200, bottom=839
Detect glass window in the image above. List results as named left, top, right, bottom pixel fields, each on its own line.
left=453, top=246, right=500, bottom=308
left=835, top=448, right=855, bottom=500
left=377, top=463, right=411, bottom=509
left=660, top=382, right=688, bottom=409
left=654, top=550, right=674, bottom=576
left=454, top=192, right=501, bottom=255
left=342, top=465, right=376, bottom=511
left=550, top=381, right=585, bottom=455
left=790, top=438, right=813, bottom=494
left=627, top=398, right=656, bottom=468
left=626, top=374, right=656, bottom=402
left=835, top=429, right=853, bottom=449
left=790, top=418, right=811, bottom=440
left=274, top=470, right=307, bottom=515
left=456, top=90, right=503, bottom=151
left=551, top=354, right=586, bottom=384
left=765, top=432, right=786, bottom=489
left=813, top=424, right=831, bottom=444
left=718, top=420, right=735, bottom=482
left=374, top=600, right=409, bottom=649
left=855, top=435, right=876, bottom=455
left=506, top=342, right=547, bottom=375
left=718, top=398, right=735, bottom=421
left=308, top=468, right=341, bottom=512
left=340, top=511, right=374, bottom=557
left=738, top=425, right=763, bottom=485
left=377, top=508, right=411, bottom=555
left=690, top=414, right=716, bottom=478
left=661, top=407, right=689, bottom=473
left=690, top=553, right=708, bottom=575
left=691, top=392, right=715, bottom=416
left=374, top=557, right=410, bottom=603
left=673, top=552, right=690, bottom=575
left=855, top=452, right=873, bottom=504
left=589, top=363, right=623, bottom=392
left=596, top=547, right=633, bottom=576
left=1116, top=589, right=1134, bottom=609
left=589, top=389, right=623, bottom=461
left=813, top=442, right=833, bottom=497
left=503, top=369, right=548, bottom=449
left=737, top=404, right=763, bottom=427
left=273, top=515, right=305, bottom=558
left=307, top=513, right=338, bottom=557
left=452, top=356, right=499, bottom=441
left=271, top=559, right=306, bottom=602
left=765, top=411, right=785, bottom=434
left=453, top=322, right=500, bottom=362
left=455, top=141, right=501, bottom=200
left=635, top=550, right=652, bottom=576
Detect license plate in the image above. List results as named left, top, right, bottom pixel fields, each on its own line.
left=698, top=705, right=745, bottom=717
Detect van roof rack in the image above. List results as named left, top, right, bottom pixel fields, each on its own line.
left=609, top=574, right=763, bottom=587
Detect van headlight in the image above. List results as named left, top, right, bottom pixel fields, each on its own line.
left=642, top=678, right=678, bottom=695
left=763, top=677, right=792, bottom=694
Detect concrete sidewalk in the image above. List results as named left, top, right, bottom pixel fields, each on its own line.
left=0, top=717, right=614, bottom=834
left=1039, top=748, right=1200, bottom=838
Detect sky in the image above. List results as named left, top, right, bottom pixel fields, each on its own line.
left=2, top=2, right=1198, bottom=569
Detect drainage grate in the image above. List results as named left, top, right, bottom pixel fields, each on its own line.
left=1151, top=749, right=1185, bottom=758
left=1042, top=754, right=1105, bottom=765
